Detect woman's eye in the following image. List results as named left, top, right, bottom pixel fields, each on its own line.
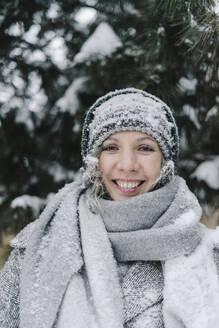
left=101, top=145, right=118, bottom=152
left=138, top=145, right=154, bottom=152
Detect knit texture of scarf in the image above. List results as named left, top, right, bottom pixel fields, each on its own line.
left=12, top=176, right=205, bottom=328
left=99, top=176, right=202, bottom=261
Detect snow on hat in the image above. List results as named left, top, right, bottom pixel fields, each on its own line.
left=81, top=88, right=179, bottom=166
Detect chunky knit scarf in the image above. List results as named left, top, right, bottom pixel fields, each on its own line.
left=99, top=176, right=202, bottom=261
left=14, top=176, right=219, bottom=328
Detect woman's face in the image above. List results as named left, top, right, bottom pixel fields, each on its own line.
left=98, top=131, right=162, bottom=201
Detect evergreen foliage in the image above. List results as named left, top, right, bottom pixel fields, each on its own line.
left=0, top=0, right=218, bottom=234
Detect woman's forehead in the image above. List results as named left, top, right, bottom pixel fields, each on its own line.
left=103, top=131, right=157, bottom=142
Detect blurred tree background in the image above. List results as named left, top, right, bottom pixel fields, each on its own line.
left=0, top=0, right=219, bottom=238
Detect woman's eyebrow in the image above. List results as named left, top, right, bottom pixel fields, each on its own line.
left=137, top=136, right=155, bottom=142
left=104, top=136, right=119, bottom=142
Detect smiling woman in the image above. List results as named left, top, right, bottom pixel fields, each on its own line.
left=1, top=88, right=219, bottom=328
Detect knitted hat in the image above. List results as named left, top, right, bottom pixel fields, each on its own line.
left=81, top=88, right=179, bottom=167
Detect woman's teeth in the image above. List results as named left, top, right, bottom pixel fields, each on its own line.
left=115, top=181, right=141, bottom=189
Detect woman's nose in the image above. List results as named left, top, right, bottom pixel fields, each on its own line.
left=117, top=151, right=138, bottom=171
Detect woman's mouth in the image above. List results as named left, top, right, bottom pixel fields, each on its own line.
left=113, top=180, right=144, bottom=193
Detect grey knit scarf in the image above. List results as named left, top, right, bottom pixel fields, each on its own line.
left=98, top=176, right=203, bottom=261
left=13, top=175, right=203, bottom=328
